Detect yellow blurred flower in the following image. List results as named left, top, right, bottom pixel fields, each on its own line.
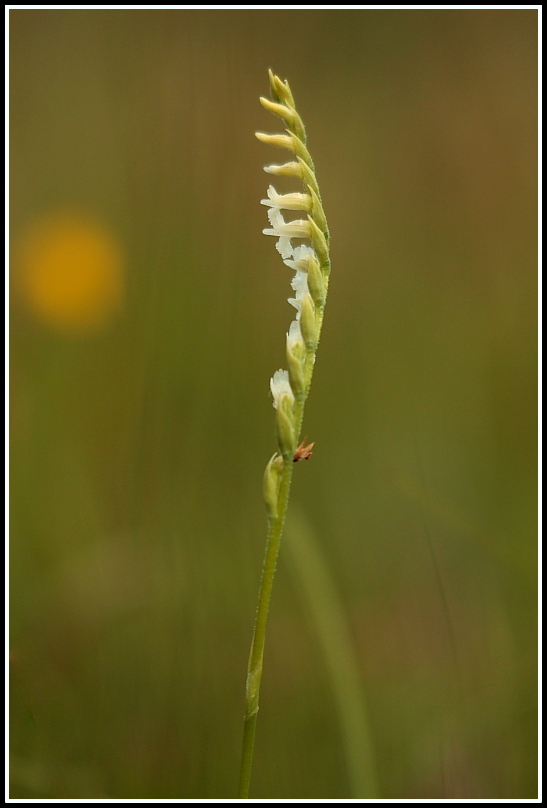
left=16, top=212, right=125, bottom=334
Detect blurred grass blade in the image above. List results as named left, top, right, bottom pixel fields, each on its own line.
left=284, top=509, right=379, bottom=799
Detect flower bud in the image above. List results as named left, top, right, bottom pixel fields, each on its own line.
left=299, top=293, right=317, bottom=350
left=289, top=133, right=314, bottom=169
left=259, top=98, right=306, bottom=142
left=276, top=395, right=296, bottom=458
left=264, top=161, right=302, bottom=178
left=286, top=320, right=306, bottom=398
left=306, top=250, right=326, bottom=308
left=268, top=70, right=295, bottom=109
left=255, top=132, right=294, bottom=152
left=298, top=158, right=320, bottom=198
left=307, top=216, right=330, bottom=268
left=309, top=187, right=329, bottom=236
left=263, top=453, right=284, bottom=519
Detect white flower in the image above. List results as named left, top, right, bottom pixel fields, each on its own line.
left=260, top=185, right=311, bottom=212
left=288, top=270, right=310, bottom=313
left=270, top=369, right=294, bottom=409
left=276, top=239, right=294, bottom=260
left=286, top=318, right=305, bottom=353
left=263, top=213, right=312, bottom=260
left=289, top=270, right=317, bottom=348
left=283, top=244, right=317, bottom=273
left=263, top=215, right=311, bottom=240
left=262, top=208, right=291, bottom=258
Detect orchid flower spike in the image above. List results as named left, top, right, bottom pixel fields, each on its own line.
left=239, top=71, right=334, bottom=801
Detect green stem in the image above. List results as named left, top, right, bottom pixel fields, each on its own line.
left=284, top=510, right=379, bottom=798
left=238, top=458, right=294, bottom=799
left=238, top=328, right=325, bottom=798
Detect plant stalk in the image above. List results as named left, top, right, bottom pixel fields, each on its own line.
left=238, top=458, right=294, bottom=799
left=238, top=341, right=324, bottom=798
left=239, top=70, right=331, bottom=798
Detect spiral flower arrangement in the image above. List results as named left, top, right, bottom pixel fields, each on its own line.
left=238, top=71, right=332, bottom=798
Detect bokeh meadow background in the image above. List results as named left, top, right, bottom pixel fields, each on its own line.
left=9, top=9, right=537, bottom=799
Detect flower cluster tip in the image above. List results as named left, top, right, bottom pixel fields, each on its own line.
left=257, top=72, right=330, bottom=467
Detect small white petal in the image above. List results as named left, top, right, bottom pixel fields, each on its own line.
left=283, top=245, right=317, bottom=272
left=263, top=226, right=294, bottom=259
left=293, top=245, right=316, bottom=262
left=267, top=206, right=285, bottom=227
left=288, top=270, right=311, bottom=313
left=263, top=210, right=303, bottom=259
left=270, top=369, right=294, bottom=408
left=276, top=238, right=294, bottom=259
left=287, top=318, right=304, bottom=350
left=291, top=270, right=310, bottom=296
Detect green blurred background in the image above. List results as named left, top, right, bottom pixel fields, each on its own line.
left=9, top=9, right=537, bottom=799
